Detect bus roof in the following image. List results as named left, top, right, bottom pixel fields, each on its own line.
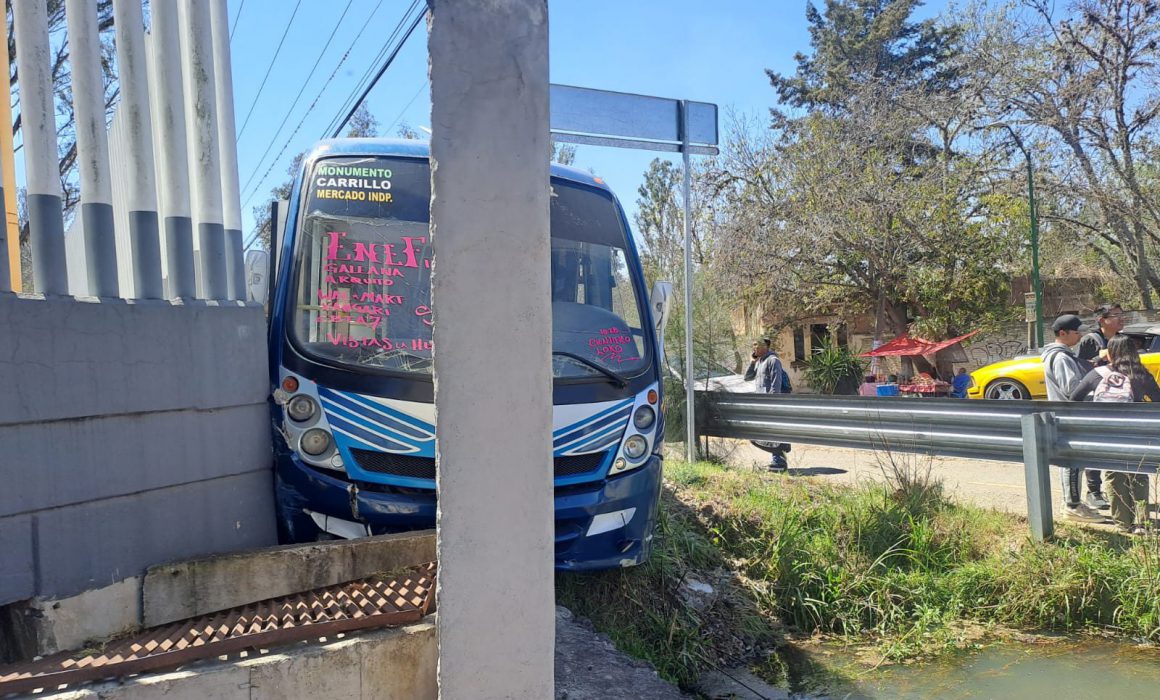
left=308, top=138, right=611, bottom=191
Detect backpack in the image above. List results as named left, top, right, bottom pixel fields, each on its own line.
left=780, top=370, right=792, bottom=394
left=1092, top=366, right=1134, bottom=403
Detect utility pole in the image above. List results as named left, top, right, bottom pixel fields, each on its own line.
left=981, top=123, right=1045, bottom=348
left=1023, top=148, right=1045, bottom=349
left=1005, top=128, right=1044, bottom=348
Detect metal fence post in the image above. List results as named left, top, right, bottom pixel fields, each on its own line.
left=1021, top=411, right=1056, bottom=541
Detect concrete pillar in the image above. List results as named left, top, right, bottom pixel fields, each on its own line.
left=112, top=0, right=163, bottom=300
left=429, top=1, right=554, bottom=698
left=13, top=0, right=68, bottom=295
left=149, top=0, right=196, bottom=299
left=178, top=0, right=227, bottom=300
left=209, top=0, right=246, bottom=300
left=0, top=130, right=9, bottom=292
left=0, top=7, right=13, bottom=293
left=66, top=0, right=119, bottom=298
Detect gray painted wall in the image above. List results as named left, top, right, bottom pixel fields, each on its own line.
left=0, top=295, right=275, bottom=603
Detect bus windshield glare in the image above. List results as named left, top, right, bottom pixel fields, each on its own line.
left=289, top=155, right=650, bottom=380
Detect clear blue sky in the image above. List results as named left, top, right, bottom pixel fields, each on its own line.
left=229, top=0, right=949, bottom=244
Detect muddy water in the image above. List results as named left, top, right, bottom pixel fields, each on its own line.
left=755, top=639, right=1160, bottom=699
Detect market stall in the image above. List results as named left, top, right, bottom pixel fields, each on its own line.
left=858, top=331, right=978, bottom=397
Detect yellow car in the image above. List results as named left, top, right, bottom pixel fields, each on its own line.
left=967, top=324, right=1160, bottom=400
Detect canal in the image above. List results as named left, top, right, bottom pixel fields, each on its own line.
left=755, top=638, right=1160, bottom=698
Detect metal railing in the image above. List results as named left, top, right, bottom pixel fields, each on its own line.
left=695, top=392, right=1160, bottom=540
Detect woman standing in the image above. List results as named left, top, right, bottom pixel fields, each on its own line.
left=1069, top=335, right=1160, bottom=534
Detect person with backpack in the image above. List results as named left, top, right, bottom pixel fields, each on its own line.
left=1074, top=303, right=1125, bottom=508
left=744, top=338, right=791, bottom=471
left=1042, top=314, right=1104, bottom=522
left=1069, top=335, right=1160, bottom=534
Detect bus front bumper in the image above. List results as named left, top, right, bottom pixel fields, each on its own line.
left=274, top=454, right=663, bottom=571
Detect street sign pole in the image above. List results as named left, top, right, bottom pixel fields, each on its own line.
left=680, top=101, right=696, bottom=463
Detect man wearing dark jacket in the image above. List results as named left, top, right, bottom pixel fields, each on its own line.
left=744, top=338, right=789, bottom=471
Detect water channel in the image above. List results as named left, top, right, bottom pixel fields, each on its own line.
left=754, top=639, right=1160, bottom=698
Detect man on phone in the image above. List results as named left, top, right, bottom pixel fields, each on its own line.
left=744, top=338, right=790, bottom=471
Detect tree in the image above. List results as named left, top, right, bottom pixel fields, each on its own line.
left=768, top=0, right=961, bottom=116
left=550, top=140, right=576, bottom=165
left=344, top=103, right=379, bottom=140
left=982, top=0, right=1160, bottom=308
left=717, top=101, right=1023, bottom=342
left=718, top=1, right=1024, bottom=342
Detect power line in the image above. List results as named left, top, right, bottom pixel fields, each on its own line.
left=384, top=79, right=428, bottom=136
left=329, top=5, right=425, bottom=138
left=239, top=0, right=407, bottom=219
left=237, top=0, right=357, bottom=198
left=322, top=0, right=419, bottom=138
left=229, top=0, right=246, bottom=43
left=239, top=0, right=394, bottom=206
left=235, top=0, right=304, bottom=142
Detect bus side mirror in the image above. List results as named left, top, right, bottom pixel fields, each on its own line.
left=651, top=280, right=673, bottom=357
left=245, top=250, right=270, bottom=306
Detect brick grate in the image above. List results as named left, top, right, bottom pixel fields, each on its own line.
left=0, top=562, right=436, bottom=697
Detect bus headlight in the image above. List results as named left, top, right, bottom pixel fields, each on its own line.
left=623, top=434, right=648, bottom=460
left=300, top=429, right=332, bottom=456
left=633, top=405, right=656, bottom=430
left=287, top=395, right=317, bottom=422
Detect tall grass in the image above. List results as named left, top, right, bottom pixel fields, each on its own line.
left=558, top=460, right=1160, bottom=687
left=666, top=461, right=1160, bottom=654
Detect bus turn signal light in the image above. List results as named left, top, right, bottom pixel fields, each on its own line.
left=647, top=389, right=658, bottom=405
left=282, top=376, right=300, bottom=393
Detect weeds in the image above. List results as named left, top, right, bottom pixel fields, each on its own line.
left=559, top=460, right=1160, bottom=688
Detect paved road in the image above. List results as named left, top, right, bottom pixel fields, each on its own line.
left=707, top=438, right=1158, bottom=527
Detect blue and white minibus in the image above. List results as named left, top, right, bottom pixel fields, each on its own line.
left=265, top=139, right=673, bottom=570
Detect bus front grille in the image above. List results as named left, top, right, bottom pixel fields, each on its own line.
left=553, top=451, right=609, bottom=477
left=352, top=450, right=436, bottom=479
left=349, top=449, right=609, bottom=480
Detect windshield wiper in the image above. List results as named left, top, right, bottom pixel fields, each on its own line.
left=553, top=351, right=628, bottom=388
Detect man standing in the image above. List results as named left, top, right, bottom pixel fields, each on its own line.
left=1073, top=303, right=1124, bottom=510
left=1042, top=314, right=1104, bottom=522
left=744, top=338, right=789, bottom=471
left=1077, top=304, right=1124, bottom=366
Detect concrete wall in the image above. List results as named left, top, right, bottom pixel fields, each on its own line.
left=0, top=294, right=274, bottom=605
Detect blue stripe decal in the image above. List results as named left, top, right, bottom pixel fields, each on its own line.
left=331, top=425, right=400, bottom=453
left=553, top=406, right=632, bottom=449
left=318, top=396, right=424, bottom=446
left=328, top=414, right=415, bottom=453
left=318, top=388, right=433, bottom=439
left=552, top=415, right=626, bottom=455
left=566, top=424, right=626, bottom=455
left=552, top=400, right=633, bottom=438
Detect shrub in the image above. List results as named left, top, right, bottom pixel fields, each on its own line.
left=803, top=340, right=865, bottom=394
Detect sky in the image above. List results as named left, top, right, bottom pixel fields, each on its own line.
left=229, top=0, right=950, bottom=245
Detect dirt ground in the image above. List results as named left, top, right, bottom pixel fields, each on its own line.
left=699, top=438, right=1159, bottom=529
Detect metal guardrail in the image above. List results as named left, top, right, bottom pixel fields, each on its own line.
left=695, top=392, right=1160, bottom=540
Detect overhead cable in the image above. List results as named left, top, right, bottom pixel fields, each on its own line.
left=235, top=0, right=304, bottom=142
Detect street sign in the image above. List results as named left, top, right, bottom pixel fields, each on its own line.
left=1024, top=292, right=1037, bottom=322
left=549, top=84, right=718, bottom=155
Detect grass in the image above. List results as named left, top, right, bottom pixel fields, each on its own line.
left=556, top=459, right=1160, bottom=688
